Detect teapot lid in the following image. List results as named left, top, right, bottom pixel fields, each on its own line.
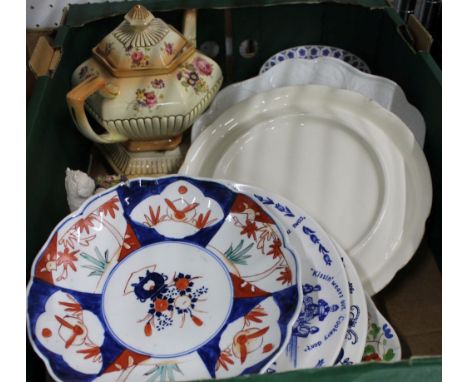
left=92, top=5, right=195, bottom=77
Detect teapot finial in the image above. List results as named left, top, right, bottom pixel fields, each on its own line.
left=124, top=5, right=155, bottom=27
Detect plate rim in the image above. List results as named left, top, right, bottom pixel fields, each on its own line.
left=363, top=294, right=402, bottom=363
left=191, top=57, right=426, bottom=148
left=259, top=45, right=371, bottom=74
left=332, top=239, right=368, bottom=366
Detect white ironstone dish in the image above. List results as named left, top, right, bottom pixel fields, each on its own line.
left=225, top=182, right=350, bottom=371
left=191, top=58, right=426, bottom=147
left=27, top=176, right=303, bottom=381
left=180, top=85, right=432, bottom=295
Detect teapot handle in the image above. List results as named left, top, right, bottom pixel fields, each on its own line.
left=183, top=9, right=197, bottom=47
left=66, top=75, right=127, bottom=144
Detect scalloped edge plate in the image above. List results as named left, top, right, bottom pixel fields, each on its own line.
left=181, top=85, right=432, bottom=295
left=191, top=57, right=426, bottom=147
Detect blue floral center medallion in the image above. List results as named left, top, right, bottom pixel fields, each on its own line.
left=101, top=241, right=233, bottom=358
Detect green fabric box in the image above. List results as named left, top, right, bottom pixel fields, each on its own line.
left=26, top=1, right=441, bottom=381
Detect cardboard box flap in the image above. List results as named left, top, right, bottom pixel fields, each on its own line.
left=28, top=36, right=62, bottom=78
left=407, top=14, right=433, bottom=52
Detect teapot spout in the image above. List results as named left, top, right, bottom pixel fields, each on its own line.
left=183, top=9, right=197, bottom=48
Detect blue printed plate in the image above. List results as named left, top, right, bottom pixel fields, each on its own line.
left=260, top=45, right=371, bottom=74
left=27, top=176, right=302, bottom=381
left=333, top=242, right=368, bottom=366
left=224, top=182, right=350, bottom=371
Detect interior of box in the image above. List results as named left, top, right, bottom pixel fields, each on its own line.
left=27, top=2, right=441, bottom=381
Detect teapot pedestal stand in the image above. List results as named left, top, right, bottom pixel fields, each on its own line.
left=97, top=135, right=188, bottom=176
left=122, top=135, right=183, bottom=152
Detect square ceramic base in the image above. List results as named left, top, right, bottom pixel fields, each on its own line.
left=98, top=141, right=188, bottom=176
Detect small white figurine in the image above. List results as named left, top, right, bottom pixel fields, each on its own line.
left=64, top=168, right=96, bottom=212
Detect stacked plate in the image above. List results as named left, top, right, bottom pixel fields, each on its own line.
left=28, top=55, right=428, bottom=381
left=180, top=57, right=430, bottom=370
left=27, top=176, right=401, bottom=381
left=259, top=45, right=371, bottom=74
left=184, top=57, right=432, bottom=296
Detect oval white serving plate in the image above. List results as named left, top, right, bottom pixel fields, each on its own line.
left=180, top=85, right=432, bottom=295
left=191, top=58, right=426, bottom=147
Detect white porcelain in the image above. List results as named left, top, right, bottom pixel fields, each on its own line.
left=65, top=168, right=96, bottom=212
left=191, top=58, right=426, bottom=147
left=226, top=182, right=350, bottom=370
left=362, top=295, right=402, bottom=363
left=27, top=176, right=302, bottom=381
left=180, top=85, right=432, bottom=295
left=260, top=45, right=371, bottom=74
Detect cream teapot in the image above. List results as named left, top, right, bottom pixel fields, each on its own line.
left=67, top=5, right=223, bottom=148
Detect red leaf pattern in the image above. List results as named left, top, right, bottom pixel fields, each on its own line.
left=98, top=196, right=120, bottom=219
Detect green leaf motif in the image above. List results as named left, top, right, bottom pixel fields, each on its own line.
left=80, top=247, right=110, bottom=277
left=80, top=253, right=105, bottom=268
left=144, top=364, right=183, bottom=382
left=82, top=265, right=102, bottom=273
left=224, top=240, right=253, bottom=265
left=364, top=345, right=376, bottom=355
left=369, top=323, right=380, bottom=339
left=383, top=348, right=395, bottom=361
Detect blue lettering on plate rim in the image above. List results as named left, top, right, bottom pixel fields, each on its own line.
left=253, top=194, right=331, bottom=266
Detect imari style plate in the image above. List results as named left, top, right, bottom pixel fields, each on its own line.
left=224, top=183, right=350, bottom=371
left=27, top=176, right=302, bottom=381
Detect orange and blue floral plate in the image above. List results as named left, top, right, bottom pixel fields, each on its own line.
left=27, top=176, right=302, bottom=381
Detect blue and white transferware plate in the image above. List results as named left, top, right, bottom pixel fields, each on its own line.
left=362, top=295, right=401, bottom=363
left=27, top=176, right=302, bottom=381
left=333, top=242, right=368, bottom=366
left=260, top=45, right=371, bottom=74
left=226, top=182, right=350, bottom=371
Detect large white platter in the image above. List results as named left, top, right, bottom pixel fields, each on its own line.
left=191, top=58, right=426, bottom=148
left=180, top=85, right=432, bottom=295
